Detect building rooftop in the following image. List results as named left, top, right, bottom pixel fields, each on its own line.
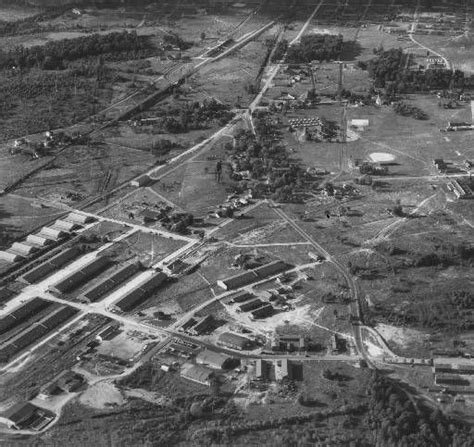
left=196, top=349, right=231, bottom=369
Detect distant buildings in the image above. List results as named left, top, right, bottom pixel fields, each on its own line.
left=448, top=179, right=474, bottom=200
left=432, top=357, right=474, bottom=394
left=217, top=260, right=291, bottom=290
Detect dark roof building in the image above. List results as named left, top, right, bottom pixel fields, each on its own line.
left=0, top=288, right=15, bottom=307
left=217, top=332, right=252, bottom=351
left=226, top=290, right=254, bottom=303
left=79, top=263, right=141, bottom=302
left=0, top=298, right=52, bottom=336
left=188, top=315, right=215, bottom=336
left=20, top=246, right=84, bottom=284
left=238, top=299, right=264, bottom=313
left=255, top=359, right=269, bottom=380
left=250, top=303, right=274, bottom=320
left=114, top=272, right=167, bottom=312
left=0, top=402, right=55, bottom=431
left=217, top=260, right=292, bottom=290
left=49, top=256, right=112, bottom=294
left=435, top=374, right=470, bottom=387
left=217, top=270, right=259, bottom=290
left=96, top=324, right=121, bottom=341
left=254, top=260, right=291, bottom=280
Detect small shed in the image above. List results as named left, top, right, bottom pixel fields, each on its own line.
left=130, top=175, right=152, bottom=187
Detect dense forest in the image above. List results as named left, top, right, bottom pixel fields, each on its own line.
left=0, top=30, right=153, bottom=70
left=367, top=48, right=465, bottom=93
left=366, top=373, right=473, bottom=446
left=286, top=34, right=344, bottom=64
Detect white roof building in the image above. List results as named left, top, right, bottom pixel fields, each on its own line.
left=0, top=251, right=23, bottom=263
left=9, top=242, right=38, bottom=256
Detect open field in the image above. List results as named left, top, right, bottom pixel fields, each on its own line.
left=102, top=231, right=186, bottom=266
left=0, top=195, right=64, bottom=249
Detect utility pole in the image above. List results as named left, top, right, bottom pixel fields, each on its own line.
left=337, top=62, right=344, bottom=101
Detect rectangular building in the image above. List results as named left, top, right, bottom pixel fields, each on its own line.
left=250, top=303, right=274, bottom=320
left=114, top=272, right=167, bottom=312
left=217, top=332, right=252, bottom=351
left=273, top=334, right=306, bottom=351
left=20, top=246, right=84, bottom=284
left=217, top=260, right=292, bottom=290
left=238, top=299, right=264, bottom=313
left=49, top=256, right=112, bottom=294
left=10, top=242, right=39, bottom=256
left=79, top=263, right=141, bottom=303
left=188, top=315, right=215, bottom=336
left=274, top=359, right=292, bottom=381
left=217, top=270, right=259, bottom=290
left=255, top=359, right=269, bottom=380
left=181, top=365, right=214, bottom=386
left=196, top=349, right=232, bottom=370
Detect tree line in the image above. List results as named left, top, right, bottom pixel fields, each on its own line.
left=0, top=30, right=153, bottom=71
left=366, top=372, right=473, bottom=446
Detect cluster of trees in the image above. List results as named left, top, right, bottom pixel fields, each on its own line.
left=366, top=372, right=473, bottom=446
left=0, top=64, right=111, bottom=139
left=153, top=99, right=234, bottom=134
left=163, top=32, right=193, bottom=51
left=191, top=402, right=367, bottom=445
left=150, top=139, right=181, bottom=157
left=340, top=88, right=375, bottom=105
left=270, top=39, right=288, bottom=63
left=367, top=48, right=465, bottom=92
left=286, top=34, right=343, bottom=64
left=393, top=101, right=429, bottom=120
left=230, top=115, right=305, bottom=202
left=0, top=31, right=152, bottom=71
left=0, top=8, right=66, bottom=37
left=162, top=212, right=195, bottom=235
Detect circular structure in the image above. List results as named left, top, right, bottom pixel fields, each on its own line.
left=369, top=152, right=395, bottom=163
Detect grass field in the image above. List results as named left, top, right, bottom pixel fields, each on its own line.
left=103, top=231, right=186, bottom=266
left=0, top=194, right=64, bottom=249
